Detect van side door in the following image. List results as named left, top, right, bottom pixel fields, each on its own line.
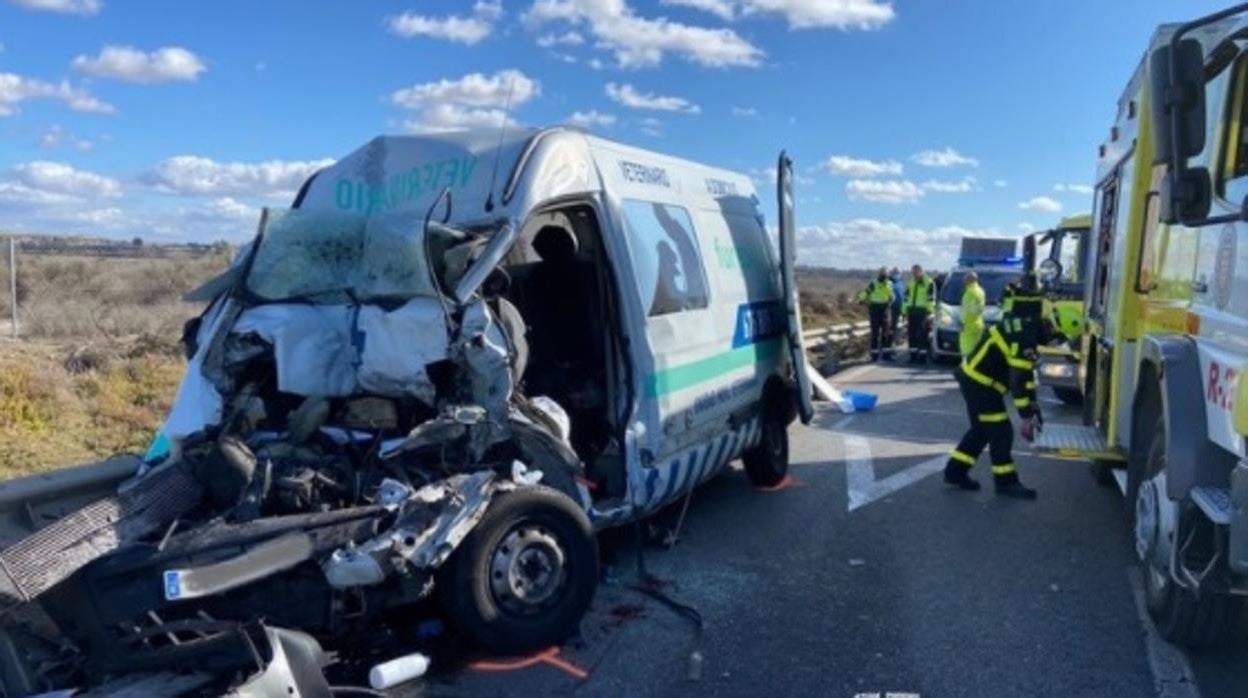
left=778, top=152, right=814, bottom=424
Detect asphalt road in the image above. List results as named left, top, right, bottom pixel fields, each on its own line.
left=405, top=361, right=1248, bottom=698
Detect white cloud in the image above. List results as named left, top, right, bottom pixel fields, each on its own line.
left=143, top=155, right=333, bottom=197
left=11, top=161, right=121, bottom=198
left=7, top=0, right=100, bottom=15
left=179, top=196, right=257, bottom=223
left=845, top=179, right=923, bottom=204
left=1018, top=222, right=1035, bottom=233
left=0, top=71, right=114, bottom=116
left=391, top=70, right=539, bottom=133
left=38, top=125, right=66, bottom=148
left=819, top=155, right=902, bottom=178
left=1018, top=195, right=1062, bottom=213
left=0, top=181, right=81, bottom=206
left=731, top=105, right=757, bottom=117
left=921, top=177, right=976, bottom=193
left=663, top=0, right=896, bottom=29
left=566, top=109, right=616, bottom=129
left=993, top=179, right=1007, bottom=188
left=391, top=70, right=540, bottom=110
left=387, top=1, right=504, bottom=45
left=1054, top=183, right=1094, bottom=195
left=660, top=0, right=735, bottom=21
left=751, top=166, right=813, bottom=187
left=403, top=104, right=519, bottom=133
left=524, top=0, right=764, bottom=68
left=537, top=30, right=585, bottom=47
left=911, top=146, right=979, bottom=168
left=797, top=218, right=1002, bottom=269
left=606, top=82, right=700, bottom=113
left=72, top=45, right=206, bottom=84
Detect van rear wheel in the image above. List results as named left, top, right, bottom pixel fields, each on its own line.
left=743, top=409, right=789, bottom=488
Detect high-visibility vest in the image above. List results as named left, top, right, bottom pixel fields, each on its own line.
left=959, top=282, right=986, bottom=355
left=857, top=279, right=894, bottom=305
left=904, top=275, right=936, bottom=312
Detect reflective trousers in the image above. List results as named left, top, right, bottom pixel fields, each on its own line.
left=946, top=370, right=1018, bottom=481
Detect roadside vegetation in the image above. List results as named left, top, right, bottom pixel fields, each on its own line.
left=0, top=241, right=869, bottom=476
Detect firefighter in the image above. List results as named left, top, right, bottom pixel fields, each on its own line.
left=943, top=288, right=1051, bottom=499
left=857, top=267, right=895, bottom=361
left=959, top=270, right=986, bottom=357
left=903, top=264, right=936, bottom=364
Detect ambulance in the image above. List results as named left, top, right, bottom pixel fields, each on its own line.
left=1035, top=4, right=1248, bottom=646
left=1026, top=213, right=1091, bottom=405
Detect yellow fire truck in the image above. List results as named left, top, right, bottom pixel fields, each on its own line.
left=1036, top=4, right=1248, bottom=647
left=1026, top=213, right=1091, bottom=405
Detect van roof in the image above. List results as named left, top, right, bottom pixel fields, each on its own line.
left=294, top=127, right=761, bottom=226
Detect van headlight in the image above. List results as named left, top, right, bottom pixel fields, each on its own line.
left=938, top=309, right=958, bottom=329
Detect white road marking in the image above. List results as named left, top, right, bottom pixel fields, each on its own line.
left=844, top=434, right=875, bottom=511
left=847, top=454, right=947, bottom=512
left=1127, top=568, right=1204, bottom=698
left=842, top=424, right=948, bottom=512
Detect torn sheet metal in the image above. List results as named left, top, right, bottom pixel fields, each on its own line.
left=458, top=299, right=513, bottom=419
left=323, top=471, right=501, bottom=589
left=230, top=299, right=448, bottom=401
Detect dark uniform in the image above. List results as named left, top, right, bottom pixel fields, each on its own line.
left=944, top=286, right=1047, bottom=499
left=857, top=277, right=895, bottom=361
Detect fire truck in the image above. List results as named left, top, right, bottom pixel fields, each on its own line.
left=1035, top=4, right=1248, bottom=647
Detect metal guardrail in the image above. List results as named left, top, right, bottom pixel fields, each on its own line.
left=803, top=317, right=909, bottom=361
left=803, top=320, right=872, bottom=345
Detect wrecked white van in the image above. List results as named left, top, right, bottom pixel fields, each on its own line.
left=0, top=128, right=812, bottom=695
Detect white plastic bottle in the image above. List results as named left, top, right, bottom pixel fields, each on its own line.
left=368, top=652, right=430, bottom=690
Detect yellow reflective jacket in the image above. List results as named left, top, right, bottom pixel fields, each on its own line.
left=959, top=281, right=986, bottom=355
left=857, top=279, right=894, bottom=305
left=904, top=275, right=936, bottom=312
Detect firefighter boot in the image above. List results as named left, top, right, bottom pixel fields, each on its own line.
left=993, top=471, right=1037, bottom=500
left=943, top=463, right=980, bottom=491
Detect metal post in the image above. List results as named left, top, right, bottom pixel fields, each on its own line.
left=8, top=237, right=16, bottom=339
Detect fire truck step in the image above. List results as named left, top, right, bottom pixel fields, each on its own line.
left=1191, top=486, right=1233, bottom=525
left=1032, top=423, right=1124, bottom=461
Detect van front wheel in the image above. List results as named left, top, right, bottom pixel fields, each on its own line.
left=743, top=410, right=790, bottom=487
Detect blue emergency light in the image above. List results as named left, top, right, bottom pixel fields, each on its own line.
left=958, top=256, right=1024, bottom=267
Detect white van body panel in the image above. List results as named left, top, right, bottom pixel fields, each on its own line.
left=291, top=128, right=788, bottom=525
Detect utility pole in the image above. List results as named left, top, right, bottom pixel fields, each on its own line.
left=8, top=238, right=16, bottom=339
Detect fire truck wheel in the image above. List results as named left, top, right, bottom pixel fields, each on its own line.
left=1131, top=418, right=1245, bottom=647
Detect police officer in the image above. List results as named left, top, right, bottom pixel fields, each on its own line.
left=959, top=270, right=986, bottom=358
left=943, top=289, right=1050, bottom=499
left=903, top=264, right=936, bottom=364
left=858, top=267, right=895, bottom=361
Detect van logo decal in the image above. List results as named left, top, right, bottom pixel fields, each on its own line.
left=333, top=155, right=478, bottom=215
left=705, top=178, right=738, bottom=197
left=732, top=300, right=785, bottom=348
left=619, top=160, right=670, bottom=188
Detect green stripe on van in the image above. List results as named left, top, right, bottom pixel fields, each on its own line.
left=645, top=337, right=784, bottom=398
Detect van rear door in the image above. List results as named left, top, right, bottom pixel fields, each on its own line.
left=777, top=152, right=814, bottom=424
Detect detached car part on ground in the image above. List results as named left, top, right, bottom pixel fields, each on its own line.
left=0, top=131, right=810, bottom=696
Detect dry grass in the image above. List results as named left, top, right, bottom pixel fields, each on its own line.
left=797, top=267, right=874, bottom=328
left=0, top=340, right=185, bottom=478
left=0, top=252, right=230, bottom=339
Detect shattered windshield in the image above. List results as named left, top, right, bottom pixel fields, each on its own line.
left=245, top=208, right=437, bottom=303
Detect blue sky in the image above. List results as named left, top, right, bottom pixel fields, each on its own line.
left=0, top=0, right=1232, bottom=268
